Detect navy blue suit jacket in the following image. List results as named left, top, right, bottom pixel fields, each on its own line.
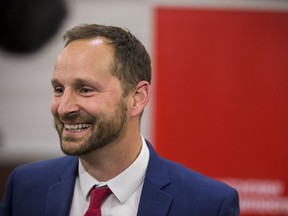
left=0, top=142, right=239, bottom=216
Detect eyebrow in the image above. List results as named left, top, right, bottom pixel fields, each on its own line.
left=51, top=78, right=103, bottom=89
left=73, top=78, right=100, bottom=87
left=51, top=78, right=60, bottom=87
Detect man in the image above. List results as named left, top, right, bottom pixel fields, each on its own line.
left=0, top=24, right=239, bottom=216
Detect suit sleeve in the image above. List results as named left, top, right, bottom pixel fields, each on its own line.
left=218, top=188, right=240, bottom=216
left=0, top=170, right=15, bottom=216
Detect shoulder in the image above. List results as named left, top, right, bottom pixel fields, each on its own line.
left=151, top=156, right=239, bottom=215
left=11, top=156, right=78, bottom=183
left=146, top=141, right=236, bottom=195
left=1, top=156, right=78, bottom=215
left=15, top=156, right=77, bottom=172
left=167, top=160, right=239, bottom=214
left=162, top=157, right=236, bottom=196
left=146, top=142, right=239, bottom=214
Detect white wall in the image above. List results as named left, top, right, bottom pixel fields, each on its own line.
left=0, top=0, right=287, bottom=163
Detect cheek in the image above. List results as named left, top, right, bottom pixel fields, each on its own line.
left=83, top=102, right=99, bottom=116
left=84, top=100, right=114, bottom=117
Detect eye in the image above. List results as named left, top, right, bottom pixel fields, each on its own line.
left=79, top=86, right=95, bottom=96
left=53, top=86, right=64, bottom=95
left=80, top=87, right=93, bottom=93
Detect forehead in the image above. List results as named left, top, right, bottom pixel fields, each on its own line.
left=59, top=37, right=113, bottom=63
left=52, top=38, right=115, bottom=79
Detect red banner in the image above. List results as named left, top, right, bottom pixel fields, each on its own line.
left=154, top=7, right=288, bottom=215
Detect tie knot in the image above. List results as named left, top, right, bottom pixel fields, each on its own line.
left=89, top=187, right=112, bottom=209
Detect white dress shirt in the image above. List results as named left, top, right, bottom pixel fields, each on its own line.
left=69, top=136, right=150, bottom=216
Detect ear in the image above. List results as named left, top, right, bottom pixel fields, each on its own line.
left=129, top=81, right=151, bottom=117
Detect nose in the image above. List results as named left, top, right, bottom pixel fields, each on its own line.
left=57, top=90, right=80, bottom=116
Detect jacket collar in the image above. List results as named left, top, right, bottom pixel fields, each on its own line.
left=137, top=141, right=173, bottom=216
left=45, top=156, right=78, bottom=216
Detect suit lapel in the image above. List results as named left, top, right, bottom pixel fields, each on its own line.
left=137, top=142, right=173, bottom=216
left=44, top=143, right=172, bottom=216
left=45, top=157, right=78, bottom=216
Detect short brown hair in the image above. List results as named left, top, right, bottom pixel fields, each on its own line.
left=63, top=24, right=151, bottom=96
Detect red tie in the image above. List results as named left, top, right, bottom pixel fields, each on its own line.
left=84, top=187, right=112, bottom=216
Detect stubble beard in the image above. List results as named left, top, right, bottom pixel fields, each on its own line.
left=54, top=101, right=128, bottom=156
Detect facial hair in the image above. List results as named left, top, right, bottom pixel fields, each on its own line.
left=53, top=101, right=127, bottom=156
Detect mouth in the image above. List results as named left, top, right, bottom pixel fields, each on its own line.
left=64, top=123, right=91, bottom=132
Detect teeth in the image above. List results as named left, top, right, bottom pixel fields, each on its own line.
left=65, top=124, right=91, bottom=131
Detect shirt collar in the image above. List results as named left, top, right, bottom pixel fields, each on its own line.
left=78, top=135, right=150, bottom=204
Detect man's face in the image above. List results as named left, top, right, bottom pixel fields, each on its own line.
left=51, top=38, right=128, bottom=156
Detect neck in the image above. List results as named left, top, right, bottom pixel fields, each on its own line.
left=79, top=131, right=142, bottom=182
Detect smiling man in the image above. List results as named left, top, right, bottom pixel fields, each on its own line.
left=0, top=24, right=239, bottom=216
left=51, top=37, right=130, bottom=158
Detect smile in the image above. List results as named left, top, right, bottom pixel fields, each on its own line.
left=64, top=124, right=91, bottom=131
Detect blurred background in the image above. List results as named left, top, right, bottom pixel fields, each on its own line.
left=1, top=0, right=288, bottom=215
